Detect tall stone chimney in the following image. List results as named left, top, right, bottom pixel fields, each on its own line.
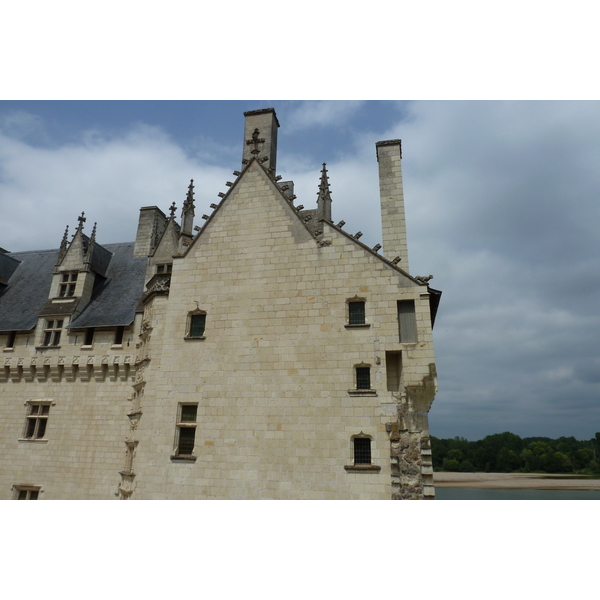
left=134, top=206, right=167, bottom=257
left=376, top=140, right=409, bottom=272
left=242, top=108, right=280, bottom=173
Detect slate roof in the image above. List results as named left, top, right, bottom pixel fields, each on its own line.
left=0, top=242, right=146, bottom=332
left=68, top=242, right=146, bottom=329
left=0, top=248, right=59, bottom=331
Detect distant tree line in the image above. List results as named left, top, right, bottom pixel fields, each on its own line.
left=431, top=432, right=600, bottom=474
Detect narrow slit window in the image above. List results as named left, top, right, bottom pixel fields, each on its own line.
left=386, top=351, right=402, bottom=392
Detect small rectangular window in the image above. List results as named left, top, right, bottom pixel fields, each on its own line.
left=14, top=486, right=40, bottom=500
left=59, top=272, right=78, bottom=297
left=348, top=301, right=366, bottom=325
left=354, top=438, right=372, bottom=464
left=6, top=331, right=16, bottom=349
left=398, top=300, right=417, bottom=343
left=356, top=367, right=371, bottom=390
left=24, top=403, right=50, bottom=439
left=84, top=328, right=95, bottom=346
left=176, top=404, right=198, bottom=456
left=114, top=326, right=124, bottom=345
left=189, top=314, right=206, bottom=338
left=43, top=320, right=63, bottom=347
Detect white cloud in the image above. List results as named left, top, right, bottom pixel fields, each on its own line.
left=0, top=120, right=231, bottom=252
left=286, top=101, right=366, bottom=132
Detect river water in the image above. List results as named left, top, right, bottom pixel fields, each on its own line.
left=435, top=488, right=600, bottom=500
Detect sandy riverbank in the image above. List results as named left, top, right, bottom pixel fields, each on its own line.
left=434, top=472, right=600, bottom=490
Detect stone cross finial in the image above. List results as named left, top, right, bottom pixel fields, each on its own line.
left=169, top=202, right=177, bottom=217
left=77, top=212, right=86, bottom=230
left=246, top=128, right=265, bottom=155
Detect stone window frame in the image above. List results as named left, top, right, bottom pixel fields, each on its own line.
left=344, top=295, right=370, bottom=329
left=348, top=362, right=377, bottom=396
left=344, top=433, right=381, bottom=472
left=40, top=318, right=64, bottom=348
left=19, top=400, right=55, bottom=443
left=12, top=484, right=42, bottom=500
left=184, top=309, right=207, bottom=340
left=58, top=271, right=78, bottom=298
left=171, top=403, right=198, bottom=462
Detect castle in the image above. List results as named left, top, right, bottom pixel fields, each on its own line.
left=0, top=108, right=441, bottom=499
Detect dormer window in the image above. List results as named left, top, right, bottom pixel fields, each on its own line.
left=59, top=272, right=78, bottom=297
left=42, top=320, right=63, bottom=347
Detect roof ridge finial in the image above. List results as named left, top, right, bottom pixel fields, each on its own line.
left=169, top=202, right=177, bottom=218
left=183, top=179, right=195, bottom=214
left=318, top=163, right=330, bottom=193
left=77, top=211, right=86, bottom=231
left=316, top=163, right=333, bottom=221
left=60, top=225, right=69, bottom=250
left=90, top=222, right=97, bottom=243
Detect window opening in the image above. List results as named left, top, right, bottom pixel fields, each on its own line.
left=43, top=320, right=63, bottom=347
left=348, top=301, right=366, bottom=325
left=398, top=300, right=417, bottom=343
left=354, top=437, right=372, bottom=464
left=25, top=403, right=50, bottom=439
left=15, top=487, right=40, bottom=500
left=6, top=331, right=16, bottom=349
left=59, top=272, right=78, bottom=297
left=114, top=326, right=124, bottom=345
left=356, top=366, right=371, bottom=390
left=176, top=404, right=198, bottom=456
left=189, top=313, right=206, bottom=338
left=84, top=328, right=95, bottom=346
left=386, top=351, right=402, bottom=392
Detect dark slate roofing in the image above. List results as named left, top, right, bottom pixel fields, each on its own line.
left=0, top=251, right=21, bottom=284
left=0, top=242, right=146, bottom=332
left=85, top=236, right=113, bottom=277
left=68, top=242, right=146, bottom=328
left=0, top=249, right=59, bottom=331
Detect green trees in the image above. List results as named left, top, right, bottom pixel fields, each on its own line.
left=431, top=432, right=600, bottom=474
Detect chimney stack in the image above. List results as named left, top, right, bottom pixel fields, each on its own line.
left=376, top=140, right=409, bottom=272
left=242, top=108, right=280, bottom=173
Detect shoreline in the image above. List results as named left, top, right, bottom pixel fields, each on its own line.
left=433, top=472, right=600, bottom=490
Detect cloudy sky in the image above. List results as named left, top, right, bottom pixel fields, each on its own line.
left=1, top=100, right=598, bottom=442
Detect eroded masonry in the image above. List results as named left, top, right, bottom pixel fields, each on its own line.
left=0, top=108, right=441, bottom=499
